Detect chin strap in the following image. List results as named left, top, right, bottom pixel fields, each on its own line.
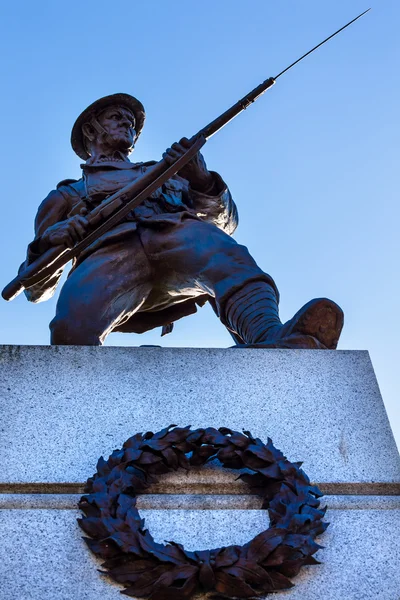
left=82, top=118, right=110, bottom=157
left=91, top=117, right=108, bottom=137
left=85, top=117, right=135, bottom=157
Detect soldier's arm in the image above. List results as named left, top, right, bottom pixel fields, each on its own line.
left=22, top=189, right=70, bottom=303
left=187, top=171, right=238, bottom=235
left=163, top=138, right=238, bottom=235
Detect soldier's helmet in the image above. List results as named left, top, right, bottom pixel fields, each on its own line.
left=71, top=93, right=145, bottom=160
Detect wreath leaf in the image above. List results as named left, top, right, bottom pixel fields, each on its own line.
left=79, top=426, right=327, bottom=599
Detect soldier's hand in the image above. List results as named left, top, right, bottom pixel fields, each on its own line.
left=163, top=137, right=215, bottom=193
left=40, top=215, right=89, bottom=251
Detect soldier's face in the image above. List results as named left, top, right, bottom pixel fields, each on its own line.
left=97, top=106, right=136, bottom=153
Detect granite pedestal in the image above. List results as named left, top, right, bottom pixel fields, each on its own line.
left=0, top=346, right=399, bottom=599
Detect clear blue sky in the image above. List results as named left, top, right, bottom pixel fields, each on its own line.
left=0, top=1, right=399, bottom=448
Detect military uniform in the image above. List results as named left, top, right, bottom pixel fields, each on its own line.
left=21, top=93, right=343, bottom=348
left=23, top=158, right=274, bottom=344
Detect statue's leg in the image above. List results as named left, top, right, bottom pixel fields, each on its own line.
left=141, top=219, right=343, bottom=349
left=50, top=236, right=152, bottom=345
left=223, top=282, right=343, bottom=349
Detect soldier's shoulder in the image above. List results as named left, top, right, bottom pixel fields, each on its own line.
left=56, top=178, right=80, bottom=188
left=56, top=177, right=85, bottom=199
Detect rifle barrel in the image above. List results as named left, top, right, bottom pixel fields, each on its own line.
left=199, top=78, right=276, bottom=140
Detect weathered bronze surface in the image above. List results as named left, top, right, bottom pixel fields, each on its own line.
left=79, top=425, right=327, bottom=599
left=3, top=11, right=374, bottom=345
left=3, top=91, right=343, bottom=347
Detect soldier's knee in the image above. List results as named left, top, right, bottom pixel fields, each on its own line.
left=50, top=315, right=102, bottom=346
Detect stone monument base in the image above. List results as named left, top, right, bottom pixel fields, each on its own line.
left=1, top=494, right=399, bottom=599
left=0, top=346, right=399, bottom=599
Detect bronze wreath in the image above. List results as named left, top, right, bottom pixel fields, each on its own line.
left=78, top=426, right=327, bottom=599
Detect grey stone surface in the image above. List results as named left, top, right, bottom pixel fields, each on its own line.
left=1, top=346, right=399, bottom=485
left=1, top=346, right=399, bottom=599
left=0, top=507, right=399, bottom=600
left=1, top=493, right=400, bottom=510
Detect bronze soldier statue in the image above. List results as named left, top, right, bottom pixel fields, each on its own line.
left=18, top=93, right=343, bottom=347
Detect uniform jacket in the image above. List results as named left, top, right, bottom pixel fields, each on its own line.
left=22, top=160, right=238, bottom=334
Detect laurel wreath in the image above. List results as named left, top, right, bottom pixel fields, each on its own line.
left=78, top=426, right=327, bottom=599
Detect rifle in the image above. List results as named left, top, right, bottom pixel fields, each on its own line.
left=2, top=9, right=369, bottom=302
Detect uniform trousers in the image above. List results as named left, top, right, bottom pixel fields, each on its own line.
left=50, top=217, right=275, bottom=345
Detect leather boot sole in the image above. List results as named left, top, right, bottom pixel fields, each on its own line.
left=232, top=333, right=328, bottom=350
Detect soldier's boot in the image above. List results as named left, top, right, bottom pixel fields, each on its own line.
left=224, top=281, right=343, bottom=349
